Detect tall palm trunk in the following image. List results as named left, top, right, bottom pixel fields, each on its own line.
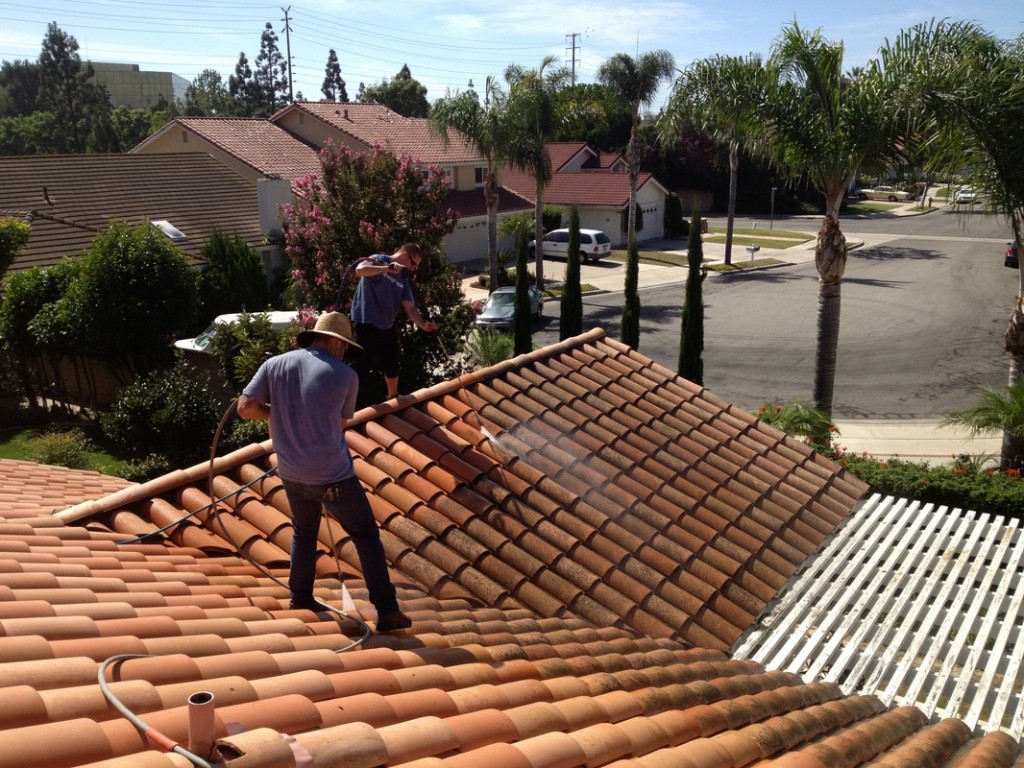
left=484, top=170, right=499, bottom=292
left=626, top=120, right=639, bottom=241
left=534, top=185, right=545, bottom=291
left=724, top=139, right=739, bottom=266
left=812, top=212, right=847, bottom=420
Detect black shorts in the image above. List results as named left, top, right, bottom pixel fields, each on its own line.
left=352, top=322, right=401, bottom=378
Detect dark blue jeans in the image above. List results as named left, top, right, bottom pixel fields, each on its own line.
left=281, top=476, right=399, bottom=615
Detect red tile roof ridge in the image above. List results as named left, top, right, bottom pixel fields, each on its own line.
left=348, top=329, right=609, bottom=430
left=55, top=440, right=274, bottom=525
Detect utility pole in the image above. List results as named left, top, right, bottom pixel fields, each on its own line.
left=566, top=33, right=580, bottom=84
left=280, top=6, right=294, bottom=102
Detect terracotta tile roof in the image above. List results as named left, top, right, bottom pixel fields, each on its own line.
left=147, top=110, right=522, bottom=221
left=0, top=153, right=267, bottom=273
left=545, top=142, right=598, bottom=171
left=2, top=331, right=1016, bottom=766
left=149, top=117, right=322, bottom=183
left=446, top=188, right=534, bottom=219
left=0, top=459, right=134, bottom=517
left=277, top=102, right=485, bottom=164
left=502, top=166, right=658, bottom=208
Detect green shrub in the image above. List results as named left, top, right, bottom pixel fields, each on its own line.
left=839, top=453, right=1024, bottom=519
left=120, top=453, right=173, bottom=483
left=101, top=361, right=220, bottom=466
left=757, top=399, right=836, bottom=447
left=24, top=428, right=93, bottom=470
left=219, top=416, right=270, bottom=453
left=464, top=327, right=514, bottom=368
left=207, top=312, right=298, bottom=393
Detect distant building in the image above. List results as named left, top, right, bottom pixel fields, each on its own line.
left=89, top=62, right=188, bottom=109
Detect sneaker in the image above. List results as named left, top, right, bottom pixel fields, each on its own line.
left=289, top=598, right=326, bottom=612
left=376, top=610, right=412, bottom=632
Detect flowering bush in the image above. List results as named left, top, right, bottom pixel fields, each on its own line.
left=284, top=142, right=458, bottom=311
left=282, top=141, right=476, bottom=403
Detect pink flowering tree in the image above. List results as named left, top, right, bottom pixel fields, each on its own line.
left=283, top=141, right=477, bottom=401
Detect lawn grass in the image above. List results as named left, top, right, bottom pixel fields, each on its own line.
left=708, top=258, right=786, bottom=272
left=844, top=200, right=902, bottom=214
left=0, top=425, right=131, bottom=476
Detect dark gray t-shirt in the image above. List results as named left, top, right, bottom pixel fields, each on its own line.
left=350, top=254, right=414, bottom=329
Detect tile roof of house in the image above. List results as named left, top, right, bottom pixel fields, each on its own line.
left=2, top=330, right=1018, bottom=767
left=143, top=117, right=323, bottom=184
left=0, top=153, right=267, bottom=273
left=277, top=102, right=485, bottom=164
left=502, top=166, right=659, bottom=208
left=545, top=142, right=598, bottom=171
left=144, top=109, right=524, bottom=220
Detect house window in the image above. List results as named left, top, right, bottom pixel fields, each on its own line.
left=475, top=167, right=486, bottom=188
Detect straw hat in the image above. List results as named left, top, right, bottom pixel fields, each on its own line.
left=296, top=312, right=363, bottom=349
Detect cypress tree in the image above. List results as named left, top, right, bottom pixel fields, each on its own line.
left=678, top=206, right=707, bottom=383
left=620, top=234, right=641, bottom=349
left=513, top=228, right=532, bottom=355
left=560, top=204, right=583, bottom=340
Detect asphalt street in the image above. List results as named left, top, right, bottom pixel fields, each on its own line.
left=528, top=204, right=1019, bottom=425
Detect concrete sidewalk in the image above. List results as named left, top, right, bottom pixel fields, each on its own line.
left=833, top=420, right=1001, bottom=463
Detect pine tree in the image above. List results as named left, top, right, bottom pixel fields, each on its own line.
left=228, top=52, right=257, bottom=116
left=678, top=206, right=707, bottom=384
left=321, top=49, right=348, bottom=102
left=253, top=22, right=289, bottom=115
left=36, top=22, right=109, bottom=152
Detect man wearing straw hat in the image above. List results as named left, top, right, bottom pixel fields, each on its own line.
left=237, top=312, right=412, bottom=632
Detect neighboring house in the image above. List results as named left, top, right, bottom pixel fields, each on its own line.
left=1, top=329, right=1019, bottom=766
left=135, top=103, right=534, bottom=263
left=133, top=116, right=323, bottom=189
left=502, top=141, right=670, bottom=246
left=0, top=153, right=286, bottom=276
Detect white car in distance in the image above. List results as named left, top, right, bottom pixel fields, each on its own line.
left=529, top=228, right=612, bottom=262
left=175, top=311, right=298, bottom=353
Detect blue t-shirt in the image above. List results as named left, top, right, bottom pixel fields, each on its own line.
left=350, top=254, right=414, bottom=329
left=243, top=346, right=358, bottom=484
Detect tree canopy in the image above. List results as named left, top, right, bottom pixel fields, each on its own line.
left=358, top=64, right=429, bottom=117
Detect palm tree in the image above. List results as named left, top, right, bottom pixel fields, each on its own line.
left=504, top=56, right=572, bottom=292
left=430, top=77, right=518, bottom=293
left=943, top=382, right=1024, bottom=471
left=881, top=21, right=1024, bottom=465
left=760, top=22, right=901, bottom=421
left=597, top=50, right=675, bottom=245
left=661, top=54, right=768, bottom=266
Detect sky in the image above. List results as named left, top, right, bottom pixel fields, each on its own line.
left=2, top=0, right=1022, bottom=109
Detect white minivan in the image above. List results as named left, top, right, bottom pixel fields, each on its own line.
left=529, top=228, right=612, bottom=262
left=174, top=311, right=299, bottom=353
